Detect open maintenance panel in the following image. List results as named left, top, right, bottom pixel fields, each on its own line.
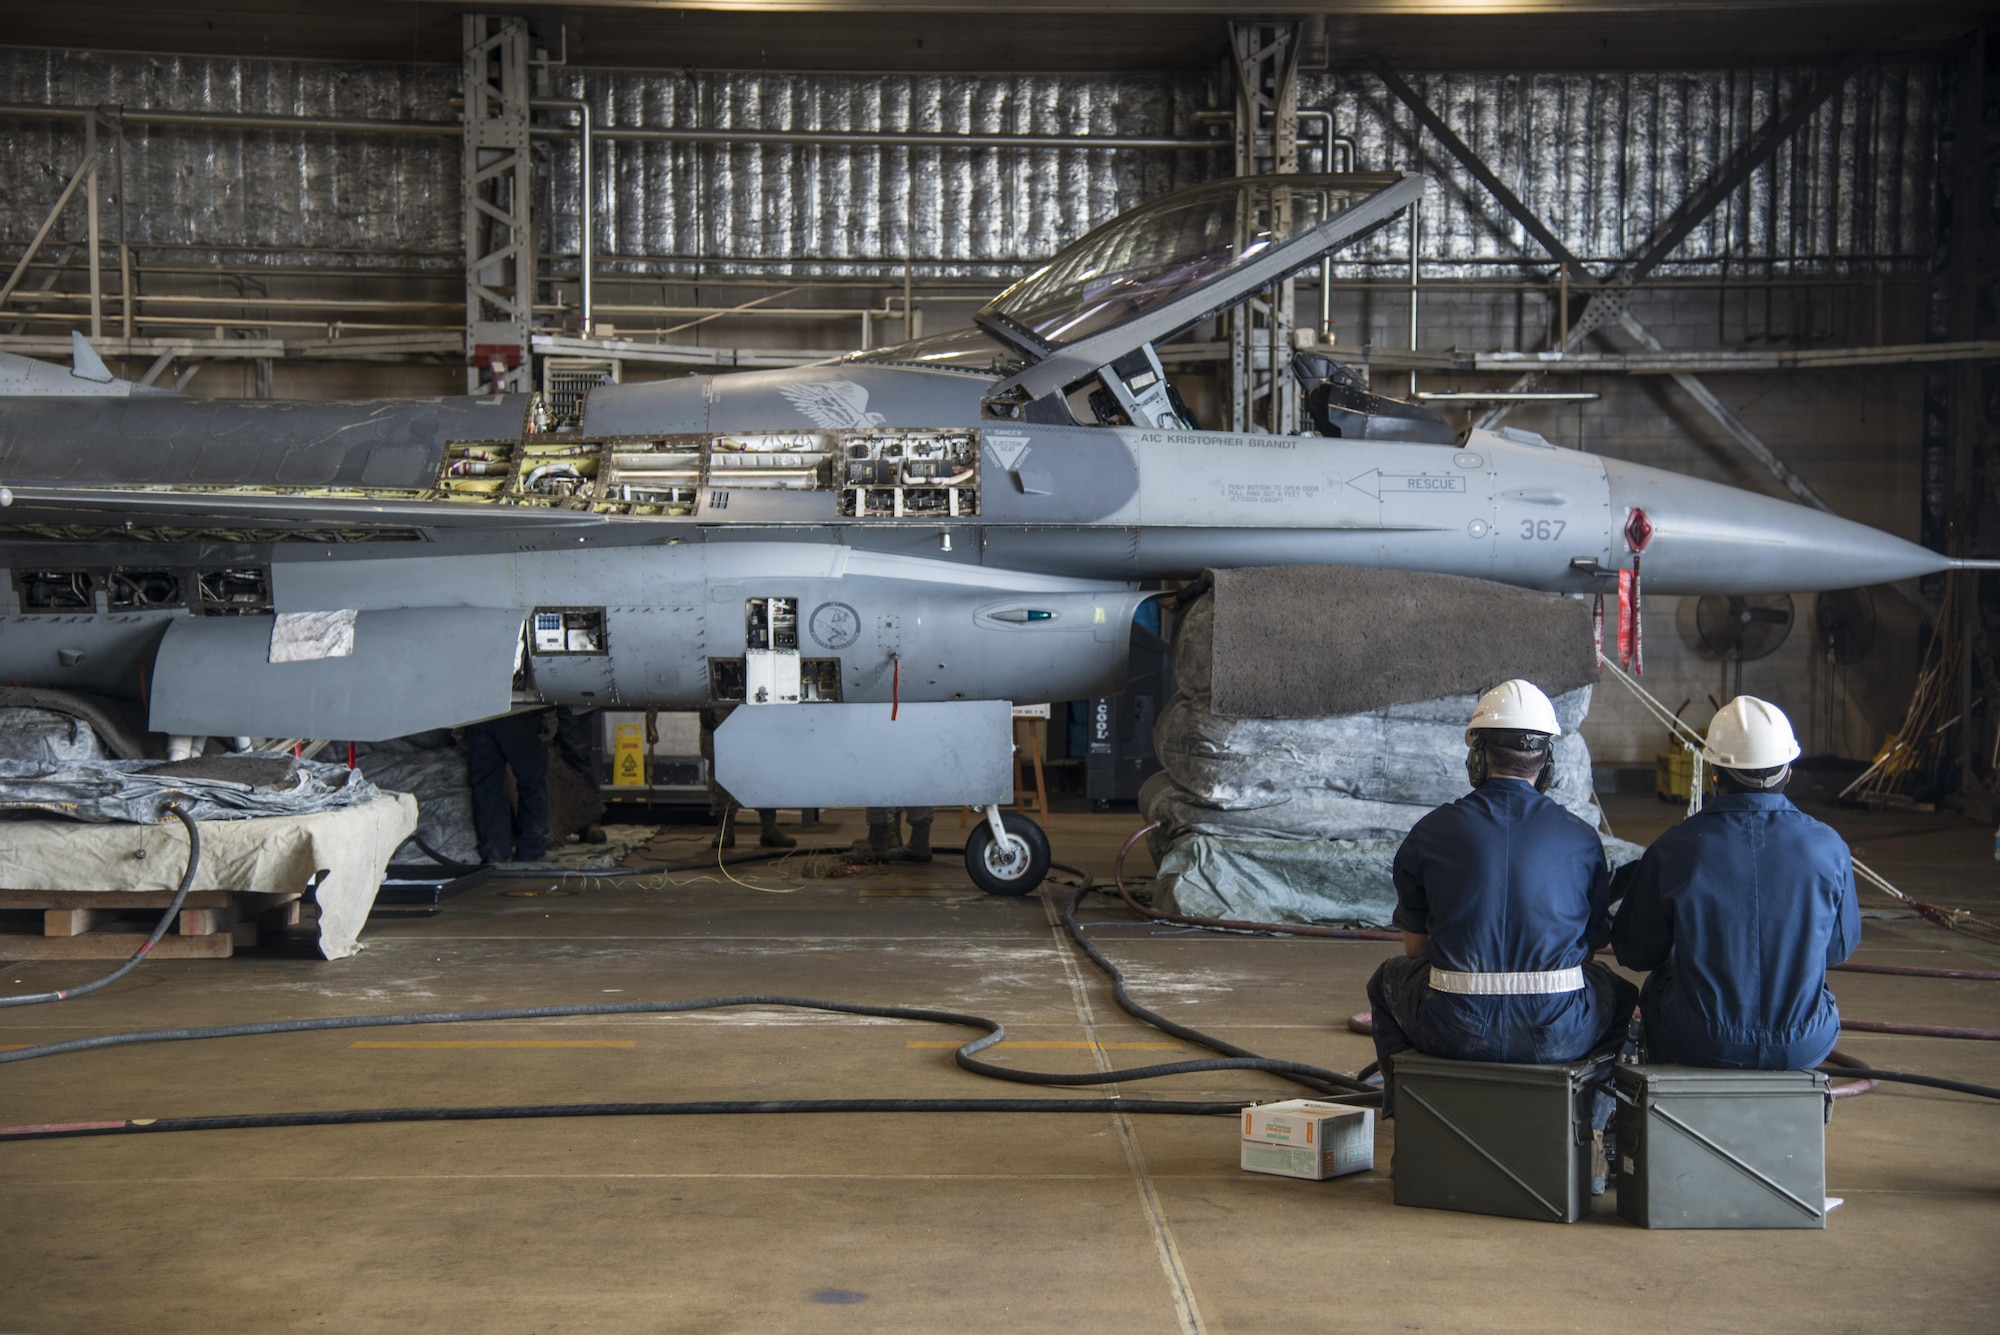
left=436, top=428, right=982, bottom=520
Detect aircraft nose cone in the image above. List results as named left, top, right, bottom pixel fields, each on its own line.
left=1600, top=456, right=1947, bottom=595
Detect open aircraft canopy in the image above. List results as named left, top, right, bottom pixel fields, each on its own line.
left=976, top=172, right=1422, bottom=418
left=981, top=172, right=1406, bottom=352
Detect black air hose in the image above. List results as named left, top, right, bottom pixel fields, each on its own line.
left=1817, top=1064, right=2000, bottom=1101
left=0, top=803, right=201, bottom=1008
left=0, top=866, right=1379, bottom=1142
left=0, top=873, right=1371, bottom=1098
left=409, top=835, right=480, bottom=876
left=0, top=1099, right=1250, bottom=1143
left=1035, top=864, right=1371, bottom=1096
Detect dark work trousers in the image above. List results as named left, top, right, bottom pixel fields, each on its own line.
left=466, top=711, right=550, bottom=863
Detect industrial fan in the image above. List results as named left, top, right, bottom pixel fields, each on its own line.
left=1813, top=588, right=1877, bottom=756
left=1694, top=593, right=1795, bottom=695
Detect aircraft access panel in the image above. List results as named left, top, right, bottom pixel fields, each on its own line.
left=434, top=428, right=982, bottom=522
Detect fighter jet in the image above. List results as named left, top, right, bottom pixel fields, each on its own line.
left=0, top=172, right=1973, bottom=892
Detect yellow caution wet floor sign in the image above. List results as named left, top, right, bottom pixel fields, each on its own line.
left=612, top=722, right=646, bottom=786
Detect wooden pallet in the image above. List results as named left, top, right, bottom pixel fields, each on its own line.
left=0, top=889, right=304, bottom=960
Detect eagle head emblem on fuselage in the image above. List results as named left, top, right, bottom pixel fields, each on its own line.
left=779, top=378, right=888, bottom=429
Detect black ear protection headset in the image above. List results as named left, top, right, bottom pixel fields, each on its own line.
left=1466, top=729, right=1556, bottom=793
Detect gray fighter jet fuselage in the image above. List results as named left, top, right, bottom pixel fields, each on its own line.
left=0, top=173, right=1969, bottom=888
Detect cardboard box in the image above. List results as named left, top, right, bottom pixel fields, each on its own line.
left=1240, top=1100, right=1375, bottom=1180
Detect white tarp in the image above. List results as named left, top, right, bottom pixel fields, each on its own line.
left=0, top=793, right=416, bottom=959
left=1146, top=584, right=1623, bottom=926
left=269, top=608, right=358, bottom=663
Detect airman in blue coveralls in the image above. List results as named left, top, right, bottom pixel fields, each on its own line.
left=1367, top=681, right=1637, bottom=1108
left=1613, top=697, right=1859, bottom=1069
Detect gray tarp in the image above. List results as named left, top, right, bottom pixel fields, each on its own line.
left=1146, top=685, right=1601, bottom=842
left=352, top=734, right=478, bottom=865
left=0, top=688, right=150, bottom=760
left=1144, top=776, right=1436, bottom=842
left=0, top=754, right=385, bottom=824
left=1156, top=832, right=1650, bottom=928
left=1146, top=579, right=1627, bottom=927
left=1155, top=685, right=1597, bottom=819
left=0, top=709, right=105, bottom=768
left=1202, top=566, right=1596, bottom=718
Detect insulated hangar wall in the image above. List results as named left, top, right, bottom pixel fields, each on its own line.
left=0, top=42, right=1965, bottom=763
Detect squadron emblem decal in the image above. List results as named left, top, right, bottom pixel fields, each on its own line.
left=779, top=379, right=887, bottom=429
left=808, top=601, right=862, bottom=651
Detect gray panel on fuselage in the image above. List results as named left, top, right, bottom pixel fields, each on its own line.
left=0, top=394, right=529, bottom=488
left=268, top=539, right=1145, bottom=711
left=0, top=610, right=176, bottom=698
left=977, top=423, right=1141, bottom=524
left=149, top=606, right=524, bottom=740
left=715, top=701, right=1014, bottom=808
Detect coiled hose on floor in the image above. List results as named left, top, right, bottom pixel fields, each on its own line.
left=0, top=803, right=200, bottom=1009
left=0, top=867, right=1373, bottom=1143
left=4, top=843, right=1991, bottom=1147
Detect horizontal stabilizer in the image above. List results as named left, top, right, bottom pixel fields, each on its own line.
left=0, top=332, right=175, bottom=397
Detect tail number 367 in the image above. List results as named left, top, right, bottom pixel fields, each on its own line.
left=1519, top=519, right=1566, bottom=540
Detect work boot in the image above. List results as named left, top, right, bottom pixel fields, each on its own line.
left=900, top=812, right=933, bottom=863
left=758, top=808, right=796, bottom=849
left=850, top=808, right=901, bottom=862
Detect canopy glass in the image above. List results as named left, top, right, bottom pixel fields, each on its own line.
left=978, top=173, right=1404, bottom=350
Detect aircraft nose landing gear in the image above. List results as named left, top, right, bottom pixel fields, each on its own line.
left=964, top=805, right=1051, bottom=896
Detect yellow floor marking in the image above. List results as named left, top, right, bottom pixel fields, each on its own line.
left=905, top=1040, right=1182, bottom=1050
left=348, top=1040, right=637, bottom=1050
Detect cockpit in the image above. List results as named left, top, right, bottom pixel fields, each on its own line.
left=857, top=172, right=1450, bottom=442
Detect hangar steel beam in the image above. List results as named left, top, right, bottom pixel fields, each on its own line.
left=1468, top=52, right=1875, bottom=429
left=1369, top=59, right=1592, bottom=281
left=461, top=15, right=536, bottom=394
left=1228, top=19, right=1302, bottom=436
left=1616, top=49, right=1873, bottom=289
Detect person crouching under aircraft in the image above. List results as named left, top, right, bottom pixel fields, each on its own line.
left=1612, top=697, right=1859, bottom=1069
left=1366, top=680, right=1636, bottom=1108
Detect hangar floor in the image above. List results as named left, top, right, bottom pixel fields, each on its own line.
left=2, top=796, right=1996, bottom=1332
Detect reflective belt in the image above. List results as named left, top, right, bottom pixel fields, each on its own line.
left=1429, top=966, right=1585, bottom=996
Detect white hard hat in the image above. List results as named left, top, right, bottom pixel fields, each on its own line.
left=1465, top=679, right=1562, bottom=744
left=1702, top=696, right=1801, bottom=771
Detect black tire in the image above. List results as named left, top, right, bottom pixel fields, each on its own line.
left=963, top=812, right=1051, bottom=896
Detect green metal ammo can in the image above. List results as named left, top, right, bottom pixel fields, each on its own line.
left=1613, top=1064, right=1831, bottom=1229
left=1390, top=1052, right=1606, bottom=1224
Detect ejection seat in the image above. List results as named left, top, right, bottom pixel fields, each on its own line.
left=1295, top=352, right=1458, bottom=445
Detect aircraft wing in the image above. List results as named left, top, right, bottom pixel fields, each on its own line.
left=0, top=483, right=608, bottom=537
